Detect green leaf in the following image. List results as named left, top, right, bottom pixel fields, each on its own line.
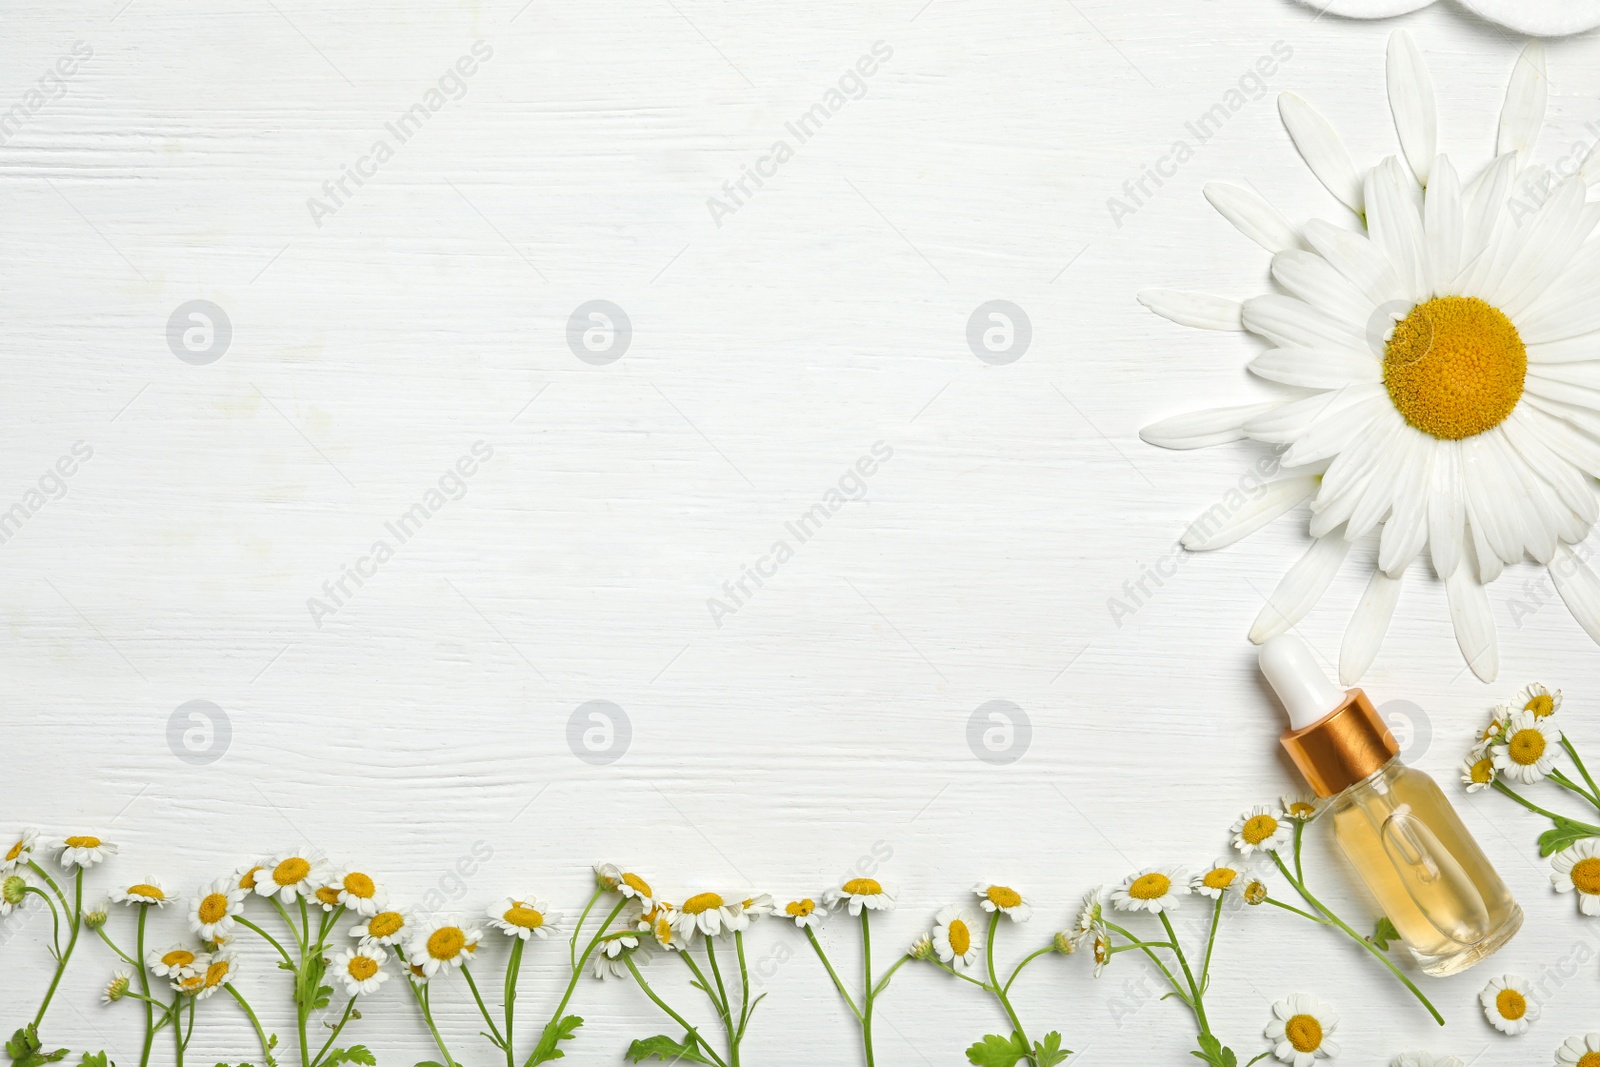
left=1031, top=1032, right=1071, bottom=1067
left=625, top=1035, right=713, bottom=1065
left=1540, top=817, right=1600, bottom=856
left=965, top=1032, right=1029, bottom=1067
left=415, top=1062, right=448, bottom=1067
left=1369, top=917, right=1399, bottom=952
left=77, top=1056, right=110, bottom=1067
left=527, top=1015, right=585, bottom=1065
left=6, top=1026, right=68, bottom=1067
left=323, top=1049, right=375, bottom=1067
left=1189, top=1033, right=1237, bottom=1067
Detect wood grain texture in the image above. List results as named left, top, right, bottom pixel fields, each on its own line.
left=3, top=1, right=1600, bottom=1063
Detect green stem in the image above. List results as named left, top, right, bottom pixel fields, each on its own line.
left=1550, top=769, right=1600, bottom=812
left=860, top=912, right=876, bottom=1067
left=1002, top=947, right=1054, bottom=996
left=871, top=953, right=911, bottom=998
left=1158, top=912, right=1207, bottom=1036
left=930, top=959, right=992, bottom=989
left=1491, top=779, right=1600, bottom=828
left=1264, top=896, right=1333, bottom=925
left=313, top=996, right=358, bottom=1066
left=568, top=886, right=603, bottom=971
left=1101, top=921, right=1191, bottom=1008
left=137, top=906, right=155, bottom=1067
left=237, top=915, right=296, bottom=967
left=1293, top=820, right=1306, bottom=885
left=802, top=928, right=860, bottom=1018
left=504, top=937, right=524, bottom=1067
left=703, top=939, right=738, bottom=1065
left=412, top=983, right=459, bottom=1067
left=983, top=913, right=1035, bottom=1065
left=520, top=898, right=626, bottom=1067
left=625, top=955, right=728, bottom=1067
left=1197, top=896, right=1223, bottom=997
left=229, top=986, right=276, bottom=1067
left=21, top=887, right=61, bottom=957
left=1562, top=737, right=1600, bottom=805
left=31, top=866, right=82, bottom=1027
left=733, top=931, right=754, bottom=1041
left=463, top=964, right=509, bottom=1051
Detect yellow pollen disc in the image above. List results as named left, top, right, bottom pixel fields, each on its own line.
left=427, top=927, right=466, bottom=960
left=1129, top=874, right=1171, bottom=900
left=348, top=956, right=379, bottom=980
left=1571, top=857, right=1600, bottom=895
left=947, top=919, right=971, bottom=956
left=842, top=878, right=882, bottom=896
left=1509, top=728, right=1547, bottom=765
left=1383, top=296, right=1525, bottom=440
left=1578, top=1053, right=1600, bottom=1067
left=654, top=919, right=673, bottom=944
left=986, top=886, right=1023, bottom=908
left=1495, top=987, right=1527, bottom=1021
left=786, top=900, right=814, bottom=917
left=64, top=836, right=101, bottom=849
left=204, top=960, right=230, bottom=987
left=682, top=892, right=724, bottom=914
left=343, top=873, right=375, bottom=898
left=1288, top=803, right=1316, bottom=818
left=621, top=872, right=652, bottom=897
left=1244, top=881, right=1268, bottom=904
left=128, top=884, right=164, bottom=900
left=239, top=867, right=262, bottom=890
left=1471, top=759, right=1494, bottom=784
left=5, top=842, right=22, bottom=861
left=273, top=858, right=311, bottom=886
left=409, top=963, right=426, bottom=978
left=316, top=887, right=342, bottom=906
left=163, top=950, right=195, bottom=968
left=1092, top=936, right=1110, bottom=964
left=1203, top=869, right=1237, bottom=890
left=368, top=912, right=403, bottom=938
left=1242, top=815, right=1279, bottom=845
left=198, top=893, right=229, bottom=924
left=178, top=975, right=203, bottom=992
left=504, top=904, right=544, bottom=928
left=1284, top=1014, right=1323, bottom=1053
left=1527, top=694, right=1555, bottom=717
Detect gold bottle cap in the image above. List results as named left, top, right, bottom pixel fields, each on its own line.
left=1280, top=688, right=1399, bottom=798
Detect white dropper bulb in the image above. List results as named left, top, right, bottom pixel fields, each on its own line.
left=1259, top=634, right=1348, bottom=730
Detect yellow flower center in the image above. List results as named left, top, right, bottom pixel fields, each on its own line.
left=842, top=878, right=882, bottom=896
left=785, top=899, right=815, bottom=917
left=64, top=836, right=101, bottom=849
left=5, top=841, right=23, bottom=862
left=947, top=918, right=971, bottom=956
left=343, top=873, right=376, bottom=898
left=427, top=926, right=466, bottom=960
left=162, top=949, right=195, bottom=968
left=127, top=884, right=164, bottom=900
left=1092, top=934, right=1110, bottom=965
left=347, top=955, right=379, bottom=980
left=197, top=893, right=229, bottom=924
left=1244, top=881, right=1268, bottom=905
left=1509, top=728, right=1547, bottom=766
left=367, top=912, right=404, bottom=938
left=654, top=918, right=674, bottom=945
left=503, top=903, right=545, bottom=929
left=1578, top=1053, right=1600, bottom=1067
left=1526, top=694, right=1555, bottom=717
left=273, top=858, right=311, bottom=886
left=985, top=886, right=1023, bottom=908
left=1571, top=857, right=1600, bottom=895
left=1287, top=802, right=1316, bottom=819
left=1471, top=758, right=1494, bottom=784
left=1242, top=814, right=1279, bottom=845
left=1129, top=874, right=1171, bottom=900
left=682, top=892, right=724, bottom=915
left=204, top=959, right=230, bottom=988
left=316, top=887, right=342, bottom=907
left=1495, top=987, right=1528, bottom=1021
left=238, top=866, right=262, bottom=890
left=621, top=872, right=652, bottom=897
left=1284, top=1014, right=1323, bottom=1053
left=1203, top=868, right=1237, bottom=890
left=1383, top=296, right=1525, bottom=440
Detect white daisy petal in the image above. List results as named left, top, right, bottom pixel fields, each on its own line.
left=1425, top=440, right=1464, bottom=580
left=1515, top=402, right=1600, bottom=484
left=1137, top=289, right=1244, bottom=331
left=1140, top=401, right=1284, bottom=450
left=1455, top=0, right=1600, bottom=35
left=1182, top=476, right=1320, bottom=551
left=1551, top=543, right=1600, bottom=648
left=1248, top=347, right=1381, bottom=390
left=1243, top=294, right=1368, bottom=351
left=1364, top=157, right=1428, bottom=303
left=1302, top=219, right=1408, bottom=310
left=1497, top=41, right=1547, bottom=160
left=1347, top=429, right=1421, bottom=540
left=1386, top=31, right=1436, bottom=185
left=1341, top=569, right=1402, bottom=684
left=1270, top=250, right=1380, bottom=327
left=1281, top=393, right=1389, bottom=469
left=1249, top=533, right=1352, bottom=643
left=1422, top=154, right=1463, bottom=295
left=1460, top=154, right=1518, bottom=271
left=1280, top=92, right=1364, bottom=214
left=1527, top=333, right=1600, bottom=364
left=1204, top=182, right=1305, bottom=254
left=1378, top=448, right=1430, bottom=575
left=1496, top=178, right=1596, bottom=318
left=1447, top=532, right=1498, bottom=683
left=1518, top=242, right=1600, bottom=345
left=1246, top=384, right=1386, bottom=446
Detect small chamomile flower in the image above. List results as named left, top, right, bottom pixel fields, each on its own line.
left=330, top=947, right=388, bottom=997
left=907, top=934, right=935, bottom=961
left=1556, top=1033, right=1600, bottom=1067
left=1391, top=1055, right=1462, bottom=1067
left=823, top=877, right=893, bottom=916
left=1192, top=861, right=1241, bottom=900
left=312, top=884, right=345, bottom=912
left=590, top=932, right=640, bottom=980
left=1460, top=754, right=1497, bottom=793
left=55, top=835, right=116, bottom=870
left=1491, top=711, right=1562, bottom=785
left=486, top=897, right=560, bottom=940
left=973, top=882, right=1032, bottom=922
left=728, top=893, right=774, bottom=931
left=1111, top=867, right=1189, bottom=914
left=83, top=902, right=109, bottom=929
left=596, top=864, right=656, bottom=908
left=1072, top=888, right=1106, bottom=948
left=1232, top=806, right=1293, bottom=855
left=675, top=892, right=741, bottom=938
left=189, top=878, right=247, bottom=942
left=327, top=868, right=385, bottom=916
left=1551, top=840, right=1600, bottom=916
left=1237, top=877, right=1270, bottom=906
left=1265, top=993, right=1339, bottom=1066
left=405, top=961, right=430, bottom=986
left=640, top=904, right=683, bottom=952
left=408, top=919, right=482, bottom=978
left=1, top=876, right=27, bottom=917
left=1, top=829, right=37, bottom=873
left=782, top=898, right=825, bottom=930
left=1091, top=930, right=1112, bottom=977
left=931, top=905, right=981, bottom=972
left=102, top=970, right=132, bottom=1004
left=352, top=909, right=410, bottom=948
left=1280, top=794, right=1319, bottom=821
left=148, top=945, right=208, bottom=980
left=111, top=880, right=175, bottom=908
left=175, top=951, right=238, bottom=1000
left=1514, top=683, right=1561, bottom=719
left=234, top=863, right=267, bottom=893
left=256, top=852, right=328, bottom=904
left=1479, top=974, right=1538, bottom=1035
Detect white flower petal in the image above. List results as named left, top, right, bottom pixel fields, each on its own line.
left=1203, top=182, right=1305, bottom=254
left=1342, top=570, right=1402, bottom=685
left=1249, top=347, right=1381, bottom=390
left=1137, top=289, right=1244, bottom=331
left=1282, top=394, right=1389, bottom=468
left=1302, top=219, right=1408, bottom=310
left=1286, top=0, right=1432, bottom=16
left=1527, top=333, right=1600, bottom=364
left=1460, top=154, right=1518, bottom=272
left=1494, top=177, right=1595, bottom=317
left=1497, top=41, right=1547, bottom=160
left=1551, top=543, right=1600, bottom=649
left=1245, top=384, right=1385, bottom=445
left=1501, top=408, right=1599, bottom=527
left=1364, top=156, right=1428, bottom=303
left=1423, top=155, right=1463, bottom=296
left=1386, top=31, right=1436, bottom=185
left=1249, top=534, right=1352, bottom=643
left=1242, top=294, right=1367, bottom=351
left=1279, top=92, right=1364, bottom=215
left=1446, top=532, right=1498, bottom=683
left=1517, top=242, right=1600, bottom=345
left=1378, top=440, right=1431, bottom=574
left=1426, top=440, right=1465, bottom=580
left=1140, top=402, right=1283, bottom=450
left=1271, top=250, right=1380, bottom=327
left=1182, top=476, right=1320, bottom=551
left=1462, top=435, right=1521, bottom=568
left=1516, top=400, right=1600, bottom=480
left=1347, top=430, right=1421, bottom=540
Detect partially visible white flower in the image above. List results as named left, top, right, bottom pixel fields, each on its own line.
left=590, top=932, right=640, bottom=980
left=352, top=909, right=410, bottom=948
left=823, top=877, right=894, bottom=916
left=1192, top=861, right=1242, bottom=901
left=111, top=880, right=175, bottom=908
left=1280, top=794, right=1319, bottom=821
left=973, top=883, right=1032, bottom=923
left=674, top=892, right=741, bottom=938
left=486, top=897, right=561, bottom=941
left=254, top=853, right=328, bottom=904
left=1110, top=868, right=1189, bottom=914
left=1, top=875, right=27, bottom=917
left=327, top=868, right=385, bottom=916
left=1460, top=754, right=1496, bottom=793
left=407, top=920, right=482, bottom=978
left=189, top=878, right=247, bottom=943
left=1479, top=974, right=1538, bottom=1036
left=1490, top=711, right=1562, bottom=785
left=1232, top=806, right=1293, bottom=855
left=1514, top=683, right=1561, bottom=719
left=147, top=945, right=208, bottom=980
left=930, top=905, right=981, bottom=972
left=1391, top=1053, right=1461, bottom=1067
left=1557, top=1033, right=1600, bottom=1067
left=1285, top=0, right=1600, bottom=37
left=101, top=970, right=131, bottom=1004
left=330, top=947, right=388, bottom=997
left=595, top=865, right=656, bottom=909
left=173, top=951, right=238, bottom=1001
left=1551, top=841, right=1600, bottom=916
left=1071, top=888, right=1105, bottom=948
left=1, top=830, right=38, bottom=873
left=781, top=898, right=826, bottom=930
left=1265, top=993, right=1339, bottom=1066
left=55, top=835, right=116, bottom=870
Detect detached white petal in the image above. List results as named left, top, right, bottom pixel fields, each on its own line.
left=1249, top=534, right=1352, bottom=644
left=1203, top=183, right=1305, bottom=254
left=1140, top=402, right=1283, bottom=450
left=1386, top=31, right=1436, bottom=185
left=1497, top=41, right=1547, bottom=160
left=1182, top=476, right=1320, bottom=551
left=1446, top=533, right=1498, bottom=683
left=1137, top=290, right=1244, bottom=331
left=1279, top=92, right=1364, bottom=215
left=1551, top=543, right=1600, bottom=649
left=1341, top=570, right=1402, bottom=685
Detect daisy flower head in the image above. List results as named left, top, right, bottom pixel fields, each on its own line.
left=1265, top=993, right=1339, bottom=1066
left=189, top=878, right=247, bottom=942
left=1236, top=875, right=1271, bottom=906
left=1556, top=1033, right=1600, bottom=1067
left=83, top=902, right=109, bottom=929
left=639, top=903, right=683, bottom=952
left=255, top=852, right=328, bottom=904
left=1391, top=1056, right=1462, bottom=1067
left=782, top=898, right=826, bottom=929
left=55, top=835, right=116, bottom=870
left=1515, top=682, right=1561, bottom=719
left=725, top=893, right=774, bottom=933
left=0, top=875, right=25, bottom=917
left=1280, top=794, right=1319, bottom=822
left=973, top=882, right=1032, bottom=922
left=1, top=829, right=37, bottom=873
left=1550, top=839, right=1600, bottom=915
left=591, top=931, right=641, bottom=980
left=175, top=951, right=239, bottom=1001
left=111, top=880, right=175, bottom=908
left=674, top=891, right=741, bottom=938
left=101, top=970, right=132, bottom=1004
left=1480, top=974, right=1538, bottom=1035
left=352, top=908, right=410, bottom=948
left=1233, top=806, right=1293, bottom=855
left=1140, top=31, right=1600, bottom=686
left=330, top=946, right=388, bottom=997
left=486, top=896, right=560, bottom=940
left=405, top=961, right=430, bottom=986
left=327, top=868, right=385, bottom=916
left=1473, top=706, right=1512, bottom=754
left=1460, top=753, right=1497, bottom=793
left=1491, top=710, right=1562, bottom=784
left=595, top=864, right=656, bottom=908
left=823, top=877, right=893, bottom=916
left=908, top=934, right=935, bottom=961
left=234, top=862, right=267, bottom=893
left=1072, top=887, right=1107, bottom=947
left=407, top=919, right=482, bottom=978
left=147, top=944, right=208, bottom=980
left=1111, top=867, right=1189, bottom=914
left=930, top=905, right=982, bottom=973
left=1193, top=860, right=1242, bottom=900
left=1091, top=929, right=1112, bottom=977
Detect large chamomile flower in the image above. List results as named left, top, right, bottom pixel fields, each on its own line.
left=1265, top=993, right=1340, bottom=1066
left=1480, top=973, right=1538, bottom=1035
left=486, top=896, right=560, bottom=941
left=1550, top=839, right=1600, bottom=915
left=1141, top=32, right=1600, bottom=685
left=255, top=852, right=328, bottom=904
left=1490, top=710, right=1562, bottom=784
left=1287, top=0, right=1600, bottom=37
left=930, top=905, right=982, bottom=972
left=189, top=878, right=247, bottom=942
left=1111, top=867, right=1189, bottom=914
